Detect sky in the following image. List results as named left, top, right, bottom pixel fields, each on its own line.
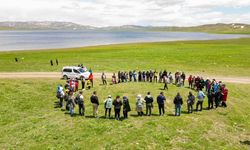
left=0, top=0, right=250, bottom=27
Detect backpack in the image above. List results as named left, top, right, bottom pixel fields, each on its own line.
left=106, top=99, right=112, bottom=108
left=137, top=99, right=143, bottom=108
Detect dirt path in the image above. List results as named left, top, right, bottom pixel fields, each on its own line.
left=0, top=72, right=250, bottom=84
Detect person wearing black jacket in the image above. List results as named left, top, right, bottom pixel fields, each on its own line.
left=157, top=92, right=166, bottom=116
left=173, top=93, right=183, bottom=116
left=76, top=91, right=84, bottom=116
left=113, top=96, right=122, bottom=120
left=187, top=92, right=195, bottom=113
left=90, top=91, right=99, bottom=118
left=123, top=96, right=131, bottom=119
left=144, top=92, right=154, bottom=116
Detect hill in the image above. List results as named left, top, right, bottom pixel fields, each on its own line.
left=151, top=23, right=250, bottom=34
left=1, top=21, right=250, bottom=34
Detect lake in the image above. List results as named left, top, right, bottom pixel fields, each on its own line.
left=0, top=30, right=249, bottom=51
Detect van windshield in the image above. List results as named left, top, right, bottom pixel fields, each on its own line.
left=78, top=68, right=84, bottom=73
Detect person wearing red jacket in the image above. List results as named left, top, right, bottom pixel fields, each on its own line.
left=188, top=75, right=192, bottom=88
left=221, top=84, right=228, bottom=107
left=89, top=73, right=94, bottom=88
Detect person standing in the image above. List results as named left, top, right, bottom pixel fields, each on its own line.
left=133, top=70, right=137, bottom=82
left=187, top=92, right=195, bottom=113
left=81, top=76, right=86, bottom=90
left=221, top=84, right=228, bottom=107
left=112, top=73, right=117, bottom=84
left=76, top=91, right=84, bottom=116
left=15, top=57, right=18, bottom=62
left=50, top=59, right=53, bottom=66
left=56, top=59, right=59, bottom=65
left=188, top=75, right=193, bottom=88
left=90, top=91, right=99, bottom=118
left=136, top=94, right=145, bottom=116
left=101, top=72, right=107, bottom=85
left=157, top=92, right=166, bottom=116
left=181, top=72, right=186, bottom=86
left=144, top=92, right=154, bottom=116
left=104, top=95, right=113, bottom=118
left=173, top=93, right=183, bottom=116
left=129, top=71, right=133, bottom=82
left=113, top=96, right=122, bottom=120
left=89, top=73, right=94, bottom=88
left=196, top=89, right=205, bottom=111
left=56, top=84, right=64, bottom=108
left=123, top=96, right=131, bottom=119
left=68, top=91, right=75, bottom=117
left=154, top=70, right=158, bottom=82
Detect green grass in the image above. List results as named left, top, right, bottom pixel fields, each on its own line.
left=0, top=79, right=249, bottom=149
left=1, top=38, right=250, bottom=77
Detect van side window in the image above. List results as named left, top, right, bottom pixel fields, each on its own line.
left=63, top=68, right=72, bottom=72
left=73, top=69, right=79, bottom=73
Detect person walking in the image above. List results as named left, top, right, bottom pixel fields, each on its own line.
left=113, top=96, right=122, bottom=120
left=76, top=91, right=84, bottom=116
left=90, top=91, right=99, bottom=118
left=104, top=95, right=113, bottom=118
left=136, top=94, right=145, bottom=116
left=157, top=92, right=166, bottom=116
left=221, top=84, right=228, bottom=107
left=123, top=96, right=131, bottom=119
left=187, top=91, right=195, bottom=113
left=163, top=75, right=168, bottom=90
left=196, top=89, right=205, bottom=111
left=101, top=72, right=107, bottom=85
left=144, top=92, right=153, bottom=116
left=173, top=93, right=183, bottom=116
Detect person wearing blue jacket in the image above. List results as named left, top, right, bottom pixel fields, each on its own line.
left=157, top=92, right=166, bottom=116
left=196, top=89, right=206, bottom=111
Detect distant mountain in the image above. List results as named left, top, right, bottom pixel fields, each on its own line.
left=0, top=21, right=250, bottom=34
left=0, top=21, right=96, bottom=30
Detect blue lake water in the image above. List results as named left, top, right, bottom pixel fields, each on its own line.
left=0, top=30, right=249, bottom=51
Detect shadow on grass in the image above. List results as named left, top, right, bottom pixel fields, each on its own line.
left=240, top=140, right=250, bottom=146
left=54, top=101, right=61, bottom=108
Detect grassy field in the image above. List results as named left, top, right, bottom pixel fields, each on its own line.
left=0, top=38, right=250, bottom=77
left=0, top=79, right=249, bottom=149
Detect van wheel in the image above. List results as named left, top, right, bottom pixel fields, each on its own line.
left=63, top=75, right=68, bottom=80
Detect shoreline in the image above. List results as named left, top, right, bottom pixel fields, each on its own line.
left=1, top=37, right=250, bottom=52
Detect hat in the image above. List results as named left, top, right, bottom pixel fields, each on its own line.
left=137, top=94, right=142, bottom=99
left=108, top=95, right=112, bottom=98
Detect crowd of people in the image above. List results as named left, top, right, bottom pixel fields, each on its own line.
left=56, top=69, right=229, bottom=119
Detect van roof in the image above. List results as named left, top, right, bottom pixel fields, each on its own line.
left=62, top=66, right=81, bottom=69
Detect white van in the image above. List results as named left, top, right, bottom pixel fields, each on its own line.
left=61, top=66, right=90, bottom=80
